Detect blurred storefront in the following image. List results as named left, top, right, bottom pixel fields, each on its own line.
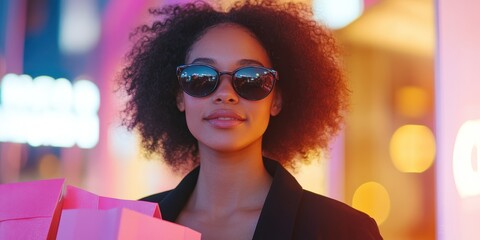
left=1, top=0, right=479, bottom=239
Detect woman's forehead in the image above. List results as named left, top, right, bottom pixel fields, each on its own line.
left=185, top=24, right=271, bottom=68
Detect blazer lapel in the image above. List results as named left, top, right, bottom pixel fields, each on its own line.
left=252, top=159, right=304, bottom=240
left=159, top=166, right=199, bottom=222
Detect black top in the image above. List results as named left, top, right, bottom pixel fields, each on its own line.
left=141, top=158, right=383, bottom=239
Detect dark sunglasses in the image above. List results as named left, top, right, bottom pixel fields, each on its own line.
left=176, top=64, right=278, bottom=101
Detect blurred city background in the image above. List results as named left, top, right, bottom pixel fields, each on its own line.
left=1, top=0, right=479, bottom=239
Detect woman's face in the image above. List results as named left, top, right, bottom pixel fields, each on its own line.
left=177, top=24, right=282, bottom=154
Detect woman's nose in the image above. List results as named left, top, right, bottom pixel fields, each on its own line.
left=212, top=75, right=239, bottom=104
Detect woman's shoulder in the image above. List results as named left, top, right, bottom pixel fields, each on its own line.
left=294, top=190, right=382, bottom=239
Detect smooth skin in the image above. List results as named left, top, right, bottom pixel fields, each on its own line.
left=175, top=23, right=282, bottom=240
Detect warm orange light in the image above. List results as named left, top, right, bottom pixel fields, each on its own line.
left=352, top=181, right=390, bottom=225
left=395, top=86, right=429, bottom=118
left=390, top=124, right=436, bottom=173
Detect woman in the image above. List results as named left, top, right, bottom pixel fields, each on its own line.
left=120, top=0, right=382, bottom=239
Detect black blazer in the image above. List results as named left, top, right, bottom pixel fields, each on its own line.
left=141, top=158, right=383, bottom=239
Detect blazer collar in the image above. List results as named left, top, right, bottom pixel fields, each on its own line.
left=159, top=158, right=304, bottom=240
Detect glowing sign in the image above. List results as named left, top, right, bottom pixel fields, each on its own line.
left=453, top=119, right=480, bottom=198
left=0, top=73, right=100, bottom=148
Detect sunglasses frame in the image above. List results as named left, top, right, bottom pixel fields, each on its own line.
left=176, top=64, right=278, bottom=101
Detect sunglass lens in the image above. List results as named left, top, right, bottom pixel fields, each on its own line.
left=233, top=67, right=275, bottom=100
left=179, top=65, right=218, bottom=97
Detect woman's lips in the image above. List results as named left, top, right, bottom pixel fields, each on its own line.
left=204, top=110, right=246, bottom=128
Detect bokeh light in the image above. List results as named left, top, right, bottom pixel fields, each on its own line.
left=352, top=181, right=390, bottom=225
left=453, top=119, right=480, bottom=198
left=395, top=86, right=430, bottom=118
left=390, top=124, right=436, bottom=173
left=313, top=0, right=364, bottom=29
left=59, top=0, right=101, bottom=54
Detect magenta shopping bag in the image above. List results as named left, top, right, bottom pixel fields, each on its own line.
left=57, top=208, right=201, bottom=240
left=1, top=178, right=199, bottom=239
left=58, top=186, right=199, bottom=239
left=0, top=178, right=64, bottom=240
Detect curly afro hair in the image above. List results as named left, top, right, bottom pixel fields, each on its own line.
left=120, top=0, right=349, bottom=170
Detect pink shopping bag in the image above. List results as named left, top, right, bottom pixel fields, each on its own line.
left=57, top=208, right=201, bottom=240
left=63, top=185, right=161, bottom=218
left=0, top=178, right=64, bottom=240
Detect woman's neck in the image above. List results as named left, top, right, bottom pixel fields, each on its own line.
left=188, top=141, right=272, bottom=217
